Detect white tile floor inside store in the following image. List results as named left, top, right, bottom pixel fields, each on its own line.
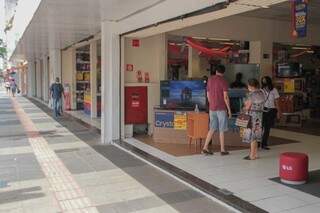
left=125, top=128, right=320, bottom=213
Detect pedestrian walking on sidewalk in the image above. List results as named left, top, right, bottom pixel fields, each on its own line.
left=50, top=77, right=64, bottom=118
left=5, top=81, right=11, bottom=95
left=202, top=65, right=232, bottom=156
left=10, top=79, right=18, bottom=97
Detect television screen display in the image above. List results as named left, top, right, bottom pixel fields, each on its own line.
left=160, top=80, right=206, bottom=109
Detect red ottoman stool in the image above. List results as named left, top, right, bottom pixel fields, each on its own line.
left=279, top=152, right=308, bottom=185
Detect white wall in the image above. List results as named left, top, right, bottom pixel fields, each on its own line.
left=124, top=34, right=167, bottom=83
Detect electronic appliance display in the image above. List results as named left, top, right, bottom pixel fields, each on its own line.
left=160, top=80, right=206, bottom=109
left=277, top=63, right=302, bottom=77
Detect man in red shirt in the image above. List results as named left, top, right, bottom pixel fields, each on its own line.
left=202, top=65, right=231, bottom=155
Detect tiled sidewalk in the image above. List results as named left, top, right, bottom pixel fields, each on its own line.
left=0, top=91, right=235, bottom=213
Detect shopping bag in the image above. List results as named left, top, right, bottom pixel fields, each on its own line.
left=235, top=113, right=251, bottom=128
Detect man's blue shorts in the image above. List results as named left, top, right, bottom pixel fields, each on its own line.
left=209, top=110, right=228, bottom=132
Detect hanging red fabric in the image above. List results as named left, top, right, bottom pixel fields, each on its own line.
left=185, top=37, right=230, bottom=58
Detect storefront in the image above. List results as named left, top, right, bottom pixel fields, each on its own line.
left=122, top=1, right=320, bottom=155
left=61, top=38, right=102, bottom=127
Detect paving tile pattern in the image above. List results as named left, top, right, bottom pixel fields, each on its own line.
left=11, top=97, right=99, bottom=213
left=0, top=91, right=235, bottom=213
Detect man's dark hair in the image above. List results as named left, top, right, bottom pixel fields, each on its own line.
left=216, top=65, right=226, bottom=74
left=248, top=78, right=260, bottom=88
left=236, top=72, right=243, bottom=81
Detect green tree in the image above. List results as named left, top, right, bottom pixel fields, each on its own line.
left=0, top=39, right=7, bottom=59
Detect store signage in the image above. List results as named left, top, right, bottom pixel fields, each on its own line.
left=131, top=93, right=140, bottom=108
left=174, top=112, right=187, bottom=130
left=131, top=101, right=140, bottom=108
left=132, top=39, right=140, bottom=47
left=292, top=0, right=308, bottom=38
left=126, top=64, right=134, bottom=72
left=155, top=112, right=174, bottom=128
left=284, top=79, right=295, bottom=93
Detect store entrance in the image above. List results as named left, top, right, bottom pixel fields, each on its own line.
left=122, top=3, right=320, bottom=156
left=76, top=45, right=91, bottom=113
left=68, top=40, right=102, bottom=129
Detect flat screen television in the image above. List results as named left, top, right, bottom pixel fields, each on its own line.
left=277, top=63, right=302, bottom=77
left=160, top=80, right=207, bottom=110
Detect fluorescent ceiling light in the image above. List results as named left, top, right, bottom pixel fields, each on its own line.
left=192, top=36, right=207, bottom=40
left=208, top=38, right=231, bottom=41
left=292, top=47, right=310, bottom=50
left=220, top=42, right=235, bottom=45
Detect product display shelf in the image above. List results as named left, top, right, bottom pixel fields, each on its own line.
left=76, top=48, right=91, bottom=111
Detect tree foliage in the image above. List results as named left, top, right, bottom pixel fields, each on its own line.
left=0, top=39, right=7, bottom=59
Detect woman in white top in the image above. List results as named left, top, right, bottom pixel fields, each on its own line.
left=261, top=76, right=281, bottom=150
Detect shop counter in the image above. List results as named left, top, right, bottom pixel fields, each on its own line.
left=153, top=108, right=247, bottom=147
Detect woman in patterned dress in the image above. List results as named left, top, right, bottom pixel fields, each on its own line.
left=242, top=79, right=265, bottom=160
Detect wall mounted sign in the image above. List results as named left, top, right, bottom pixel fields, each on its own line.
left=291, top=0, right=308, bottom=38
left=144, top=72, right=150, bottom=83
left=155, top=112, right=174, bottom=128
left=136, top=70, right=143, bottom=82
left=132, top=39, right=140, bottom=47
left=126, top=64, right=134, bottom=72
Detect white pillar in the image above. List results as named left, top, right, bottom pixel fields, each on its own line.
left=42, top=56, right=49, bottom=102
left=101, top=21, right=120, bottom=144
left=36, top=59, right=42, bottom=99
left=27, top=59, right=36, bottom=97
left=49, top=49, right=62, bottom=81
left=90, top=41, right=98, bottom=118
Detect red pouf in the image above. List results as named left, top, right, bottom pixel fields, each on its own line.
left=279, top=152, right=309, bottom=185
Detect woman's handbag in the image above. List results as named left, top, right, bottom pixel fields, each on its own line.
left=235, top=113, right=251, bottom=128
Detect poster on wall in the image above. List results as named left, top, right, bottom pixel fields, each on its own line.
left=291, top=0, right=308, bottom=38
left=155, top=112, right=174, bottom=128
left=284, top=79, right=295, bottom=93
left=174, top=112, right=187, bottom=130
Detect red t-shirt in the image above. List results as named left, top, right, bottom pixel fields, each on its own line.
left=207, top=75, right=228, bottom=111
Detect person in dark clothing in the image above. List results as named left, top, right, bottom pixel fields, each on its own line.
left=261, top=76, right=281, bottom=150
left=50, top=77, right=64, bottom=118
left=230, top=73, right=246, bottom=89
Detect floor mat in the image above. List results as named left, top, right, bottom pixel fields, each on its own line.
left=270, top=169, right=320, bottom=198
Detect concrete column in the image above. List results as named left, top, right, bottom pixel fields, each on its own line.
left=49, top=49, right=62, bottom=81
left=90, top=41, right=98, bottom=118
left=101, top=21, right=120, bottom=144
left=42, top=56, right=49, bottom=102
left=260, top=40, right=273, bottom=77
left=27, top=59, right=36, bottom=97
left=188, top=47, right=200, bottom=78
left=36, top=59, right=42, bottom=99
